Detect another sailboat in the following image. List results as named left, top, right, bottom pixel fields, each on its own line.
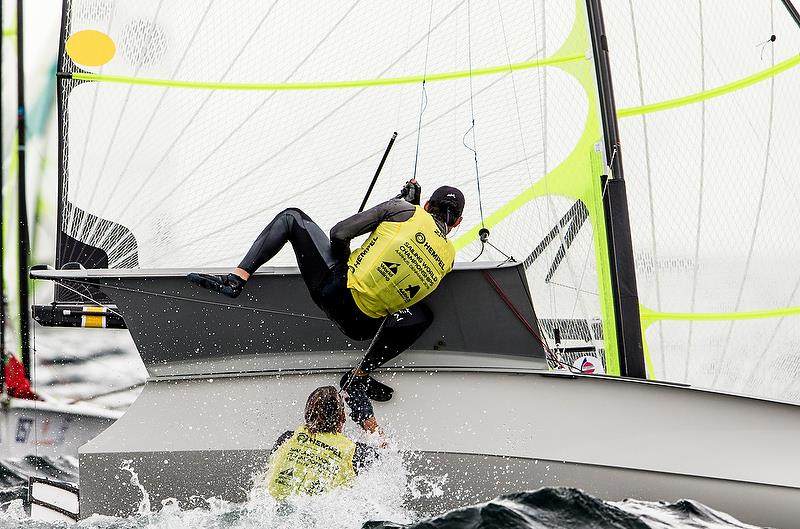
left=0, top=0, right=118, bottom=460
left=31, top=0, right=799, bottom=526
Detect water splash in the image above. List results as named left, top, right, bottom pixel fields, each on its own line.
left=120, top=459, right=151, bottom=515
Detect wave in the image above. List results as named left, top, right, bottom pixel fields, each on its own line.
left=364, top=488, right=763, bottom=529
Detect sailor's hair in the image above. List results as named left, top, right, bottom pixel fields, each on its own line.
left=427, top=201, right=460, bottom=227
left=304, top=386, right=345, bottom=434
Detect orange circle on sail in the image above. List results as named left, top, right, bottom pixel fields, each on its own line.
left=66, top=30, right=116, bottom=67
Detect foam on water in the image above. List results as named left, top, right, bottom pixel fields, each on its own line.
left=0, top=448, right=420, bottom=529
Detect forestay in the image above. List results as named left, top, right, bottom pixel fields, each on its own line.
left=603, top=1, right=800, bottom=400
left=57, top=1, right=622, bottom=371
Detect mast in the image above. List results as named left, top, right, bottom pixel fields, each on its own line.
left=585, top=0, right=647, bottom=378
left=16, top=0, right=30, bottom=374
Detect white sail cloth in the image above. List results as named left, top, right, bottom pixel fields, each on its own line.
left=604, top=1, right=800, bottom=400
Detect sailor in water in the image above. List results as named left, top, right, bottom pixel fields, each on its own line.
left=263, top=385, right=384, bottom=499
left=188, top=182, right=464, bottom=400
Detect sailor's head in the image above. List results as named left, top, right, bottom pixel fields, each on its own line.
left=304, top=386, right=346, bottom=434
left=425, top=186, right=465, bottom=233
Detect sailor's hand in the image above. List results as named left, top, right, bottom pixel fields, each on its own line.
left=344, top=386, right=374, bottom=425
left=399, top=179, right=421, bottom=205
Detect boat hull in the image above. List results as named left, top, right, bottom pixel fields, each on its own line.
left=0, top=399, right=118, bottom=460
left=77, top=369, right=800, bottom=528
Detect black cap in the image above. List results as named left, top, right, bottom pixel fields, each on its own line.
left=429, top=186, right=465, bottom=220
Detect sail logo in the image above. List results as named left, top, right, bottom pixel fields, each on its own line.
left=415, top=232, right=426, bottom=244
left=572, top=355, right=605, bottom=375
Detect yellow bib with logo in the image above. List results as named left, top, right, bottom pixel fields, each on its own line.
left=347, top=206, right=455, bottom=318
left=266, top=425, right=357, bottom=500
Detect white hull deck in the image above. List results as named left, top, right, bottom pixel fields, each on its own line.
left=79, top=363, right=799, bottom=528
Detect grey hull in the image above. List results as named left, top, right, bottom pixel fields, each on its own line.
left=30, top=265, right=800, bottom=527
left=78, top=370, right=800, bottom=528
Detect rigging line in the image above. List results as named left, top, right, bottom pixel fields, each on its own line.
left=48, top=280, right=125, bottom=319
left=626, top=0, right=664, bottom=378
left=129, top=0, right=366, bottom=234
left=685, top=0, right=707, bottom=382
left=52, top=277, right=330, bottom=321
left=112, top=0, right=471, bottom=261
left=95, top=0, right=284, bottom=260
left=412, top=0, right=435, bottom=181
left=32, top=286, right=38, bottom=458
left=712, top=4, right=778, bottom=389
left=152, top=40, right=543, bottom=263
left=464, top=0, right=485, bottom=229
left=566, top=175, right=610, bottom=323
left=76, top=0, right=167, bottom=251
left=87, top=0, right=215, bottom=248
left=536, top=0, right=554, bottom=320
left=747, top=234, right=800, bottom=392
left=496, top=0, right=560, bottom=318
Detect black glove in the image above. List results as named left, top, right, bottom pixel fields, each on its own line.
left=398, top=179, right=421, bottom=205
left=345, top=386, right=374, bottom=424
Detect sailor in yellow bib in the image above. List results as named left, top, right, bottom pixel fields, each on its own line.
left=188, top=182, right=464, bottom=401
left=264, top=385, right=385, bottom=500
left=347, top=205, right=455, bottom=318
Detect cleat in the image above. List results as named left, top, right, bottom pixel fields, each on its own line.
left=187, top=273, right=244, bottom=298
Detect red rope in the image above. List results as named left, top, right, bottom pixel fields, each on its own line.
left=482, top=270, right=541, bottom=341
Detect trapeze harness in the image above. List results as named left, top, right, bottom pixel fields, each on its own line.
left=266, top=425, right=357, bottom=499
left=347, top=205, right=455, bottom=318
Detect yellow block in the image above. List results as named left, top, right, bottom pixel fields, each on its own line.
left=66, top=30, right=116, bottom=67
left=82, top=306, right=106, bottom=328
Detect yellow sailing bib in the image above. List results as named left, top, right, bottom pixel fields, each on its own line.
left=266, top=425, right=356, bottom=500
left=347, top=206, right=455, bottom=318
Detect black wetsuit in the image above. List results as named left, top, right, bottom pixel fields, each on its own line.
left=237, top=199, right=439, bottom=371
left=271, top=430, right=378, bottom=474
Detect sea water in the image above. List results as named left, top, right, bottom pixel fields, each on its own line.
left=0, top=453, right=765, bottom=529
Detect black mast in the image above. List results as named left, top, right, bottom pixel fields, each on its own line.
left=585, top=0, right=646, bottom=378
left=16, top=0, right=31, bottom=375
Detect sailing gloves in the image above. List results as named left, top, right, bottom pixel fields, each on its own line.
left=398, top=179, right=421, bottom=205
left=344, top=384, right=374, bottom=425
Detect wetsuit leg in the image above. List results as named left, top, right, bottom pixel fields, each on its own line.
left=360, top=303, right=433, bottom=372
left=318, top=262, right=382, bottom=341
left=238, top=208, right=336, bottom=293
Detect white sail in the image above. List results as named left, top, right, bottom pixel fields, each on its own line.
left=603, top=1, right=800, bottom=400
left=58, top=0, right=631, bottom=372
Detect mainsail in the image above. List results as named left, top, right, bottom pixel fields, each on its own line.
left=55, top=0, right=626, bottom=372
left=603, top=1, right=800, bottom=400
